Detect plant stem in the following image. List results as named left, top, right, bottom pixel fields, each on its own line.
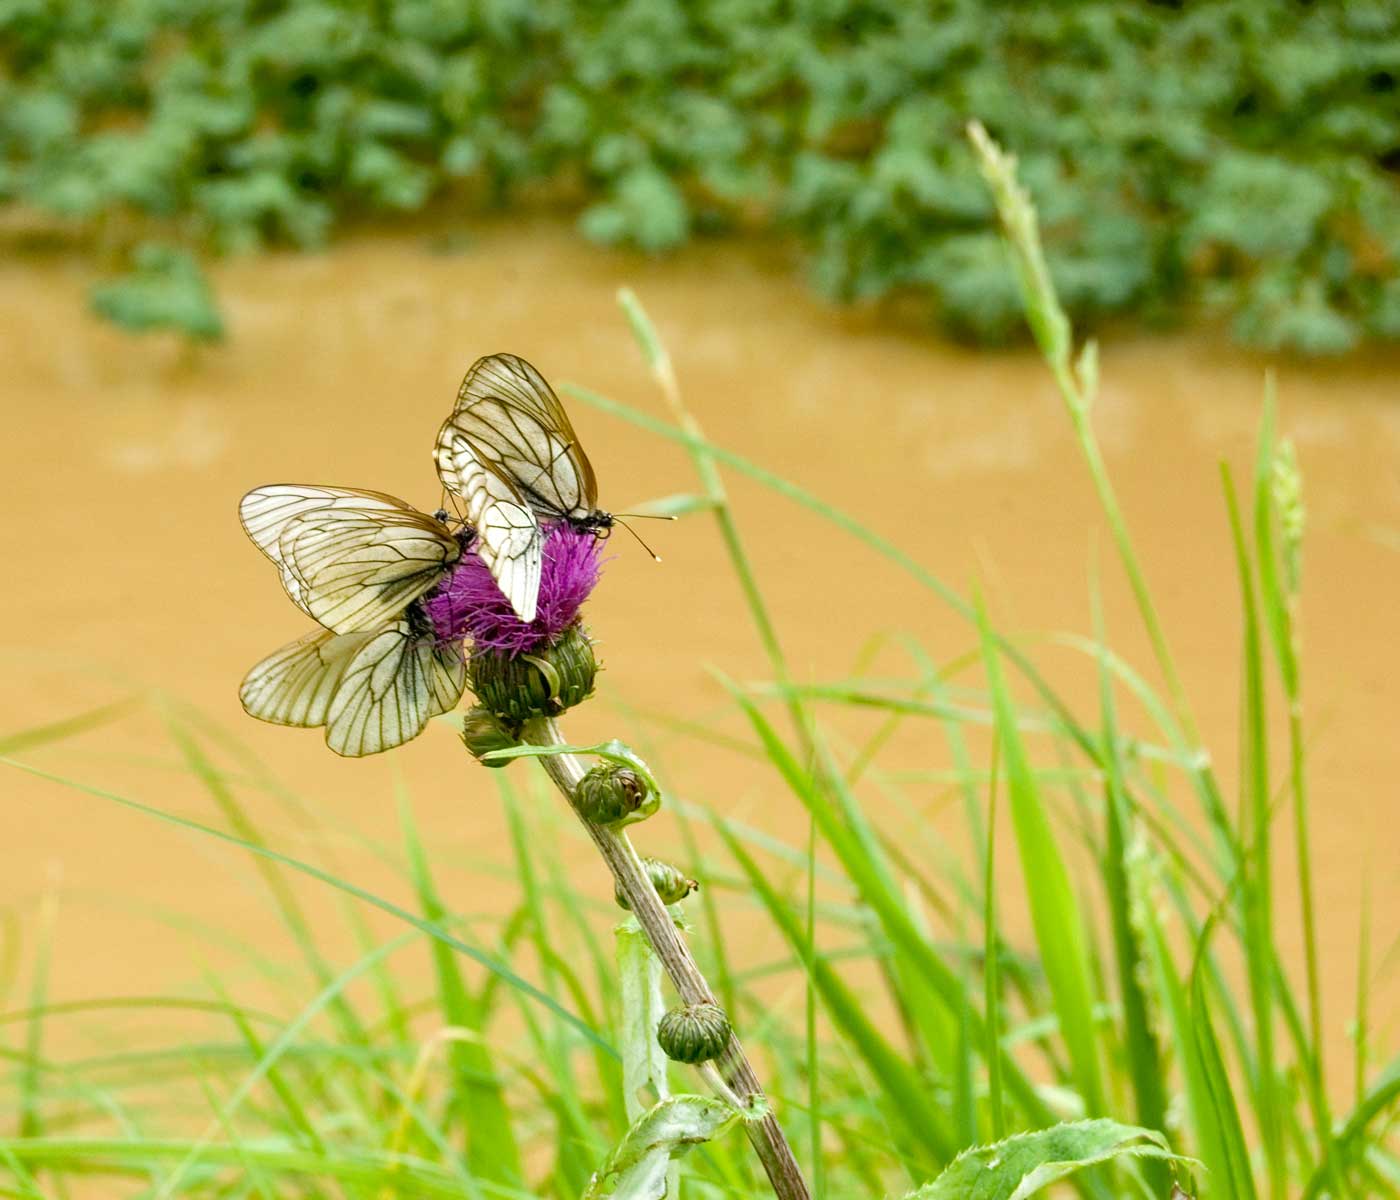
left=520, top=715, right=813, bottom=1200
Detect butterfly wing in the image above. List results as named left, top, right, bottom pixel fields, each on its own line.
left=239, top=628, right=363, bottom=728
left=444, top=353, right=598, bottom=520
left=241, top=624, right=466, bottom=756
left=324, top=622, right=466, bottom=757
left=240, top=485, right=460, bottom=633
left=434, top=427, right=542, bottom=622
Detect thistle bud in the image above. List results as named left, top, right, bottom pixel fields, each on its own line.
left=657, top=1002, right=732, bottom=1065
left=577, top=762, right=650, bottom=825
left=615, top=857, right=697, bottom=909
left=460, top=706, right=517, bottom=767
left=469, top=623, right=597, bottom=724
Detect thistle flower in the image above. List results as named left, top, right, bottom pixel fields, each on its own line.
left=423, top=523, right=603, bottom=656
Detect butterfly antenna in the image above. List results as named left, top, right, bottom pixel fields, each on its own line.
left=615, top=517, right=664, bottom=562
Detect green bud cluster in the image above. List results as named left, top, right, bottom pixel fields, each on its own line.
left=460, top=706, right=518, bottom=767
left=615, top=857, right=697, bottom=910
left=469, top=623, right=597, bottom=724
left=657, top=1002, right=732, bottom=1065
left=577, top=762, right=650, bottom=825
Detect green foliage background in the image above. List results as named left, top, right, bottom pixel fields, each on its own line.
left=4, top=0, right=1400, bottom=351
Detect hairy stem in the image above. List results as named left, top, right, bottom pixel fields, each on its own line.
left=520, top=715, right=812, bottom=1200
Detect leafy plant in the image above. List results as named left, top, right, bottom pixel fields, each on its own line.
left=88, top=242, right=224, bottom=340
left=4, top=0, right=1400, bottom=350
left=1, top=121, right=1398, bottom=1200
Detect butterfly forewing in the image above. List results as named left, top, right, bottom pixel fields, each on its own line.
left=241, top=485, right=460, bottom=633
left=278, top=508, right=461, bottom=633
left=444, top=353, right=598, bottom=520
left=434, top=427, right=542, bottom=621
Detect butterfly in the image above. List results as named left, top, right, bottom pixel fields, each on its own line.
left=434, top=353, right=613, bottom=623
left=238, top=484, right=468, bottom=756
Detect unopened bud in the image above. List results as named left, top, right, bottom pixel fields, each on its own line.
left=615, top=857, right=697, bottom=909
left=577, top=762, right=649, bottom=825
left=460, top=707, right=517, bottom=767
left=657, top=1002, right=731, bottom=1065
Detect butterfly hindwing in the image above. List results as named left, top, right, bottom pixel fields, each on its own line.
left=324, top=622, right=466, bottom=757
left=242, top=623, right=465, bottom=757
left=239, top=628, right=363, bottom=728
left=434, top=428, right=542, bottom=622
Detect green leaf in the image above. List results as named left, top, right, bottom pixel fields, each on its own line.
left=616, top=921, right=669, bottom=1122
left=1190, top=953, right=1259, bottom=1200
left=977, top=602, right=1105, bottom=1114
left=904, top=1119, right=1191, bottom=1200
left=582, top=1095, right=754, bottom=1200
left=483, top=738, right=661, bottom=804
left=401, top=797, right=524, bottom=1187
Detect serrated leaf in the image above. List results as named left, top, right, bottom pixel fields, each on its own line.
left=904, top=1119, right=1192, bottom=1200
left=582, top=1095, right=753, bottom=1200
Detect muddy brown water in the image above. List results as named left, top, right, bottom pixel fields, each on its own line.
left=2, top=216, right=1399, bottom=1096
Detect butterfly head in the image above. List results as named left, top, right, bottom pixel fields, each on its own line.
left=569, top=510, right=615, bottom=539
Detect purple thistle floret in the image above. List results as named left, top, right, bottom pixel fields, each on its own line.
left=423, top=523, right=603, bottom=655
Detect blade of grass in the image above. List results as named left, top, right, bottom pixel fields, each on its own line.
left=715, top=817, right=952, bottom=1173
left=984, top=729, right=1005, bottom=1141
left=1, top=756, right=614, bottom=1057
left=400, top=795, right=524, bottom=1190
left=200, top=971, right=326, bottom=1157
left=1254, top=390, right=1338, bottom=1191
left=19, top=879, right=57, bottom=1143
left=1222, top=464, right=1284, bottom=1198
left=1092, top=588, right=1168, bottom=1191
left=0, top=699, right=139, bottom=756
left=1190, top=935, right=1261, bottom=1200
left=617, top=287, right=806, bottom=750
left=977, top=599, right=1105, bottom=1115
left=154, top=929, right=421, bottom=1199
left=721, top=680, right=1057, bottom=1130
left=162, top=717, right=374, bottom=1067
left=805, top=805, right=824, bottom=1199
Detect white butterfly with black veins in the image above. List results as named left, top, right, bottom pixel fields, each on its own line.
left=238, top=484, right=467, bottom=756
left=434, top=353, right=613, bottom=623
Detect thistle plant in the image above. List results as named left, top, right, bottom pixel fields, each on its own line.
left=442, top=505, right=811, bottom=1197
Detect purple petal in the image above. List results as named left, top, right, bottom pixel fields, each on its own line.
left=423, top=523, right=602, bottom=655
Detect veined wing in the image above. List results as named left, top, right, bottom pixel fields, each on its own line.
left=324, top=622, right=466, bottom=757
left=444, top=352, right=597, bottom=520
left=434, top=425, right=542, bottom=622
left=240, top=485, right=460, bottom=632
left=240, top=624, right=466, bottom=757
left=278, top=507, right=461, bottom=633
left=239, top=628, right=363, bottom=728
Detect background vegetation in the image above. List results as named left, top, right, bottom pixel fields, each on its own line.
left=1, top=137, right=1396, bottom=1196
left=4, top=0, right=1400, bottom=351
